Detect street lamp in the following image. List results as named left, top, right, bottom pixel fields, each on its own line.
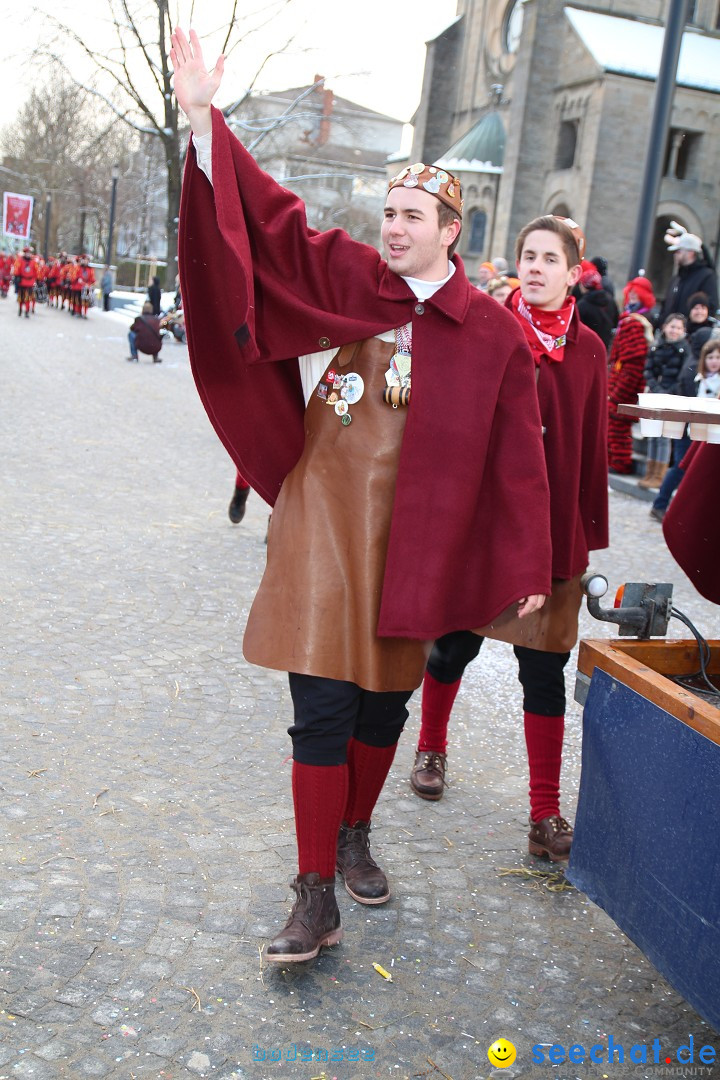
left=43, top=192, right=52, bottom=261
left=106, top=163, right=120, bottom=266
left=628, top=0, right=686, bottom=278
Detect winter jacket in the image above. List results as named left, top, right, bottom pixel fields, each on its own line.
left=688, top=318, right=718, bottom=359
left=577, top=289, right=613, bottom=350
left=696, top=370, right=720, bottom=398
left=147, top=281, right=162, bottom=316
left=675, top=356, right=699, bottom=397
left=659, top=259, right=719, bottom=323
left=130, top=314, right=162, bottom=356
left=643, top=336, right=691, bottom=393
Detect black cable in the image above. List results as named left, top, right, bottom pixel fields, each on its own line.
left=669, top=606, right=720, bottom=703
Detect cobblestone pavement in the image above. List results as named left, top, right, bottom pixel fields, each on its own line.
left=2, top=297, right=719, bottom=1080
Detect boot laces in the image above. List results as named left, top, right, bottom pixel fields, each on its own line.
left=342, top=825, right=378, bottom=868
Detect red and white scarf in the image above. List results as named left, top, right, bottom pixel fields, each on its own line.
left=511, top=289, right=576, bottom=365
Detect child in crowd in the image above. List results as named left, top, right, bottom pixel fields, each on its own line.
left=640, top=313, right=690, bottom=489
left=650, top=337, right=720, bottom=521
left=696, top=339, right=720, bottom=398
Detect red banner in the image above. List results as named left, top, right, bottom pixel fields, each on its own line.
left=3, top=192, right=34, bottom=240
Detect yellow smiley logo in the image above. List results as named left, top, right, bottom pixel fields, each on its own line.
left=487, top=1039, right=517, bottom=1068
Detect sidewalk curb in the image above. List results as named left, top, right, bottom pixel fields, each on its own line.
left=608, top=474, right=656, bottom=502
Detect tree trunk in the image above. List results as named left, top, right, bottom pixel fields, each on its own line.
left=166, top=145, right=181, bottom=290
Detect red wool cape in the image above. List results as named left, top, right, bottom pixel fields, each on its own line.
left=178, top=106, right=552, bottom=640
left=507, top=293, right=609, bottom=577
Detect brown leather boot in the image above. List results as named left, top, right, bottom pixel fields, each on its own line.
left=265, top=873, right=342, bottom=963
left=528, top=815, right=573, bottom=862
left=410, top=750, right=447, bottom=800
left=336, top=822, right=390, bottom=905
left=651, top=463, right=669, bottom=489
left=637, top=459, right=658, bottom=488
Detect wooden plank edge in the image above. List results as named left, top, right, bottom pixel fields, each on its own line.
left=578, top=639, right=720, bottom=746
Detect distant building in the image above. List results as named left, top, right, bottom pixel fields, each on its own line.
left=410, top=0, right=720, bottom=301
left=226, top=80, right=404, bottom=247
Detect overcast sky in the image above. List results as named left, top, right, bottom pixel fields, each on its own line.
left=1, top=0, right=458, bottom=133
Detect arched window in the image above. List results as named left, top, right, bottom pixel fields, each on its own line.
left=555, top=120, right=578, bottom=170
left=468, top=209, right=487, bottom=254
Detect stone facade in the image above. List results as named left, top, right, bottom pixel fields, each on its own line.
left=412, top=0, right=720, bottom=302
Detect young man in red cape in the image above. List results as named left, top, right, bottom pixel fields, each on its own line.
left=409, top=217, right=609, bottom=863
left=171, top=29, right=553, bottom=963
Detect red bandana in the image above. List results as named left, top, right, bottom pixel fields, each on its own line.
left=511, top=289, right=576, bottom=365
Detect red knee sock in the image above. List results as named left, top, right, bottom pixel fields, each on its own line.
left=292, top=761, right=348, bottom=877
left=416, top=671, right=461, bottom=754
left=524, top=711, right=564, bottom=822
left=343, top=738, right=398, bottom=826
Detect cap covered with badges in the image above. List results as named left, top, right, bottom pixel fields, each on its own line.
left=553, top=216, right=586, bottom=260
left=388, top=162, right=463, bottom=217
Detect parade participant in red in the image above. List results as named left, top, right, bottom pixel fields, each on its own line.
left=171, top=27, right=552, bottom=964
left=14, top=247, right=37, bottom=318
left=409, top=216, right=609, bottom=863
left=70, top=255, right=95, bottom=317
left=33, top=257, right=48, bottom=309
left=47, top=253, right=66, bottom=307
left=608, top=277, right=656, bottom=474
left=61, top=256, right=75, bottom=311
left=0, top=252, right=12, bottom=297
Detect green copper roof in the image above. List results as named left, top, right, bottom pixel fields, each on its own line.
left=438, top=111, right=505, bottom=172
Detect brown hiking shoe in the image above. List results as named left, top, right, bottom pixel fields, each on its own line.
left=528, top=815, right=573, bottom=863
left=265, top=873, right=342, bottom=963
left=410, top=750, right=447, bottom=801
left=336, top=822, right=390, bottom=905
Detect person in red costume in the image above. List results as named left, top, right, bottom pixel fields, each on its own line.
left=607, top=277, right=656, bottom=474
left=14, top=247, right=37, bottom=318
left=0, top=252, right=13, bottom=297
left=171, top=28, right=552, bottom=964
left=61, top=256, right=74, bottom=310
left=409, top=216, right=609, bottom=863
left=70, top=255, right=96, bottom=318
left=47, top=253, right=66, bottom=307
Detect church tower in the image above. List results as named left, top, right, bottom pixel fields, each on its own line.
left=412, top=0, right=720, bottom=295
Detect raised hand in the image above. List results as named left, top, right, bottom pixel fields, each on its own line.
left=170, top=28, right=225, bottom=134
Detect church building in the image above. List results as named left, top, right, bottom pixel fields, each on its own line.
left=410, top=0, right=720, bottom=299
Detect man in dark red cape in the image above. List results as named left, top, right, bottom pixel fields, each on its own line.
left=408, top=217, right=609, bottom=865
left=171, top=27, right=552, bottom=965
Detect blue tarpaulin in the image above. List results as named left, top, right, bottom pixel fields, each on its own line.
left=567, top=668, right=720, bottom=1033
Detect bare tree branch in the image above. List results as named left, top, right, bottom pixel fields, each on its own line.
left=222, top=35, right=297, bottom=117
left=118, top=0, right=164, bottom=97
left=220, top=0, right=239, bottom=57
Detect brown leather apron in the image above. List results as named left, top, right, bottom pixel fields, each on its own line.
left=472, top=574, right=584, bottom=653
left=243, top=339, right=431, bottom=691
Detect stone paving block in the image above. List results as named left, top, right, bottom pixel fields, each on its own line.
left=3, top=1056, right=61, bottom=1080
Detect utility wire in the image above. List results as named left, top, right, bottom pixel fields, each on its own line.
left=669, top=606, right=720, bottom=704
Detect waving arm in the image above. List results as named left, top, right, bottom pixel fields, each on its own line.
left=170, top=27, right=225, bottom=136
